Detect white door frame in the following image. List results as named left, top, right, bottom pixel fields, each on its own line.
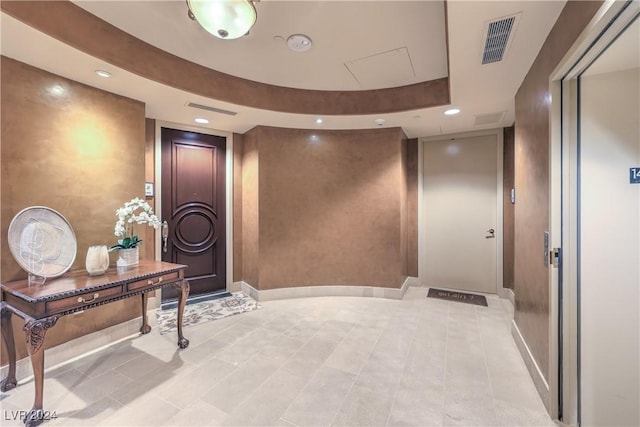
left=418, top=128, right=504, bottom=296
left=549, top=1, right=639, bottom=423
left=153, top=120, right=234, bottom=301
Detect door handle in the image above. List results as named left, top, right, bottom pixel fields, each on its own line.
left=486, top=228, right=495, bottom=239
left=161, top=221, right=169, bottom=253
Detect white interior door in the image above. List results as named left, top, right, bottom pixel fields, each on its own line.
left=578, top=18, right=640, bottom=427
left=422, top=134, right=499, bottom=294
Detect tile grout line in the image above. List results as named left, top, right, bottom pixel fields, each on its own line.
left=382, top=300, right=428, bottom=426
left=328, top=308, right=393, bottom=427
left=441, top=301, right=451, bottom=425
left=476, top=304, right=503, bottom=426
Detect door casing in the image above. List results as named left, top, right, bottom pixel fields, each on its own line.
left=153, top=120, right=234, bottom=304
left=549, top=1, right=639, bottom=424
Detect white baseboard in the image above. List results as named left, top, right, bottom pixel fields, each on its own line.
left=1, top=316, right=143, bottom=384
left=498, top=287, right=515, bottom=306
left=231, top=278, right=415, bottom=302
left=511, top=319, right=551, bottom=412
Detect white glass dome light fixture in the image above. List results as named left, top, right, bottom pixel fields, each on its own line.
left=187, top=0, right=258, bottom=40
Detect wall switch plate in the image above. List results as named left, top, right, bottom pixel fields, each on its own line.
left=144, top=182, right=154, bottom=197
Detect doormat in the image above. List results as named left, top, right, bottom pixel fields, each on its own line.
left=427, top=288, right=488, bottom=306
left=156, top=292, right=261, bottom=334
left=161, top=291, right=232, bottom=311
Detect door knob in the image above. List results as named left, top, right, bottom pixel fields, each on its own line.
left=486, top=228, right=495, bottom=239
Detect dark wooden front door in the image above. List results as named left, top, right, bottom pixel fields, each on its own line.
left=161, top=128, right=226, bottom=301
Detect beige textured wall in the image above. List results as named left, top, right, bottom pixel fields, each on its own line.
left=241, top=126, right=409, bottom=289
left=399, top=136, right=408, bottom=280
left=1, top=57, right=145, bottom=362
left=514, top=1, right=603, bottom=381
left=143, top=118, right=156, bottom=261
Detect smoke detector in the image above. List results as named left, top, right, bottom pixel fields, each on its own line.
left=287, top=34, right=312, bottom=52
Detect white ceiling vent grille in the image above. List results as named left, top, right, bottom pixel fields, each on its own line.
left=481, top=13, right=521, bottom=64
left=187, top=102, right=238, bottom=116
left=474, top=111, right=505, bottom=126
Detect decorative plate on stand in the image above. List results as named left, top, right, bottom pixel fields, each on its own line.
left=7, top=206, right=77, bottom=281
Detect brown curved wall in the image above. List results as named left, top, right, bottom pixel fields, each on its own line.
left=0, top=0, right=450, bottom=116
left=242, top=126, right=411, bottom=289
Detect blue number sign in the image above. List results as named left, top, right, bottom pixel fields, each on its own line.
left=631, top=168, right=640, bottom=184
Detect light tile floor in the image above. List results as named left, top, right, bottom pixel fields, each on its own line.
left=0, top=287, right=555, bottom=426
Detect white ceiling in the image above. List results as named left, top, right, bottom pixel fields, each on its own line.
left=0, top=1, right=567, bottom=138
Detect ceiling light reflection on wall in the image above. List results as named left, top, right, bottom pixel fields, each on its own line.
left=187, top=0, right=257, bottom=40
left=444, top=108, right=461, bottom=115
left=194, top=118, right=209, bottom=124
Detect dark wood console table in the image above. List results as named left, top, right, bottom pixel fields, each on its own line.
left=0, top=260, right=190, bottom=426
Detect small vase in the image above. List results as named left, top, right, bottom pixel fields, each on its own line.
left=116, top=247, right=139, bottom=268
left=86, top=245, right=110, bottom=276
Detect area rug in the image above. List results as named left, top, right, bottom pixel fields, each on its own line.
left=427, top=288, right=488, bottom=307
left=156, top=292, right=261, bottom=334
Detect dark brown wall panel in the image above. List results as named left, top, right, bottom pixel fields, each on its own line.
left=1, top=56, right=145, bottom=362
left=514, top=0, right=603, bottom=381
left=406, top=138, right=419, bottom=277
left=0, top=1, right=449, bottom=116
left=233, top=133, right=243, bottom=282
left=503, top=126, right=514, bottom=289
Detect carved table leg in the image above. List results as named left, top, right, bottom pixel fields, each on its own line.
left=175, top=280, right=190, bottom=349
left=23, top=316, right=58, bottom=427
left=0, top=303, right=17, bottom=391
left=140, top=292, right=151, bottom=334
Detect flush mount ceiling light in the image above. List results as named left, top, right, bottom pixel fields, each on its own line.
left=95, top=70, right=111, bottom=78
left=194, top=117, right=209, bottom=124
left=444, top=108, right=461, bottom=115
left=187, top=0, right=258, bottom=40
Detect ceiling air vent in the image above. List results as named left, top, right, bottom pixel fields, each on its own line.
left=474, top=111, right=505, bottom=126
left=481, top=13, right=521, bottom=64
left=187, top=102, right=238, bottom=116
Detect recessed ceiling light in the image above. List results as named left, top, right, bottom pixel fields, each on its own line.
left=95, top=70, right=112, bottom=78
left=315, top=118, right=323, bottom=125
left=194, top=118, right=209, bottom=124
left=444, top=108, right=461, bottom=115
